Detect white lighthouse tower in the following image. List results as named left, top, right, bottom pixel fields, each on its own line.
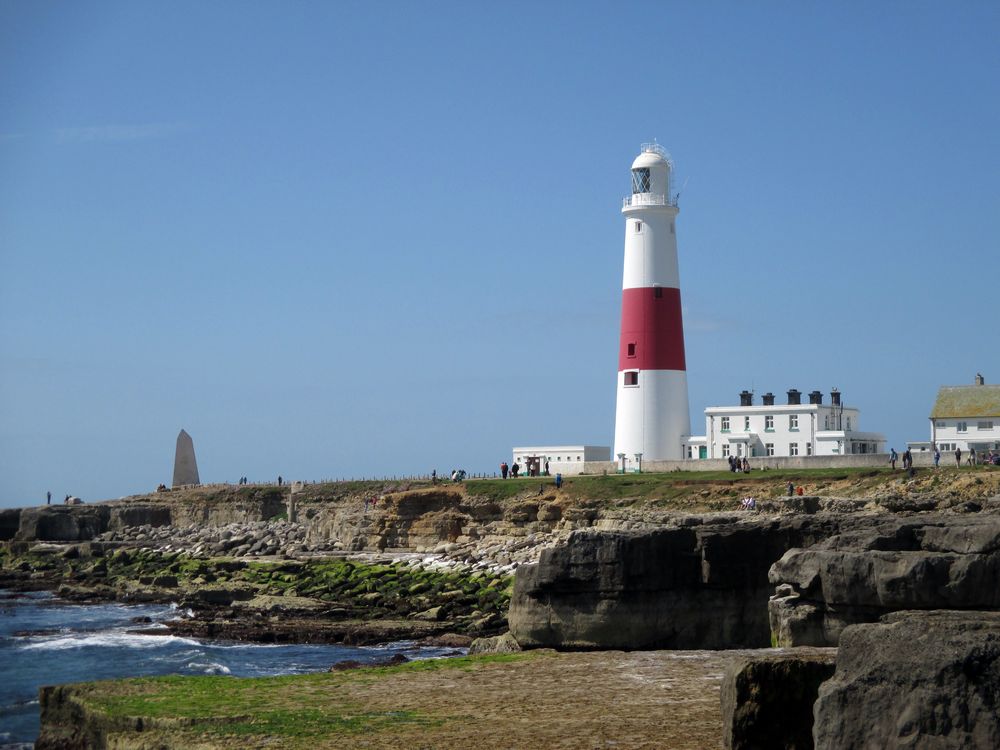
left=613, top=143, right=690, bottom=466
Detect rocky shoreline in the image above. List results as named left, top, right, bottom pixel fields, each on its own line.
left=5, top=469, right=1000, bottom=747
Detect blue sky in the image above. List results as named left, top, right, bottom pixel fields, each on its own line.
left=1, top=2, right=998, bottom=506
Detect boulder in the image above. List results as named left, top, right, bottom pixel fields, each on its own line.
left=813, top=610, right=1000, bottom=749
left=468, top=632, right=522, bottom=655
left=721, top=649, right=836, bottom=750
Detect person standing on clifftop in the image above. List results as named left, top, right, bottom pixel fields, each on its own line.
left=890, top=448, right=898, bottom=469
left=46, top=491, right=51, bottom=505
left=501, top=462, right=508, bottom=479
left=955, top=448, right=962, bottom=466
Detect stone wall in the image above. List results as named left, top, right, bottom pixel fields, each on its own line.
left=580, top=453, right=897, bottom=475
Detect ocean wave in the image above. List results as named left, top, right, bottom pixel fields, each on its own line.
left=19, top=631, right=201, bottom=652
left=185, top=661, right=232, bottom=675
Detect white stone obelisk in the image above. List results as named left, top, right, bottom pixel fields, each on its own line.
left=172, top=429, right=200, bottom=487
left=613, top=143, right=690, bottom=466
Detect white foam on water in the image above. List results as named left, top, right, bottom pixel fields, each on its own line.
left=19, top=630, right=201, bottom=652
left=186, top=661, right=231, bottom=675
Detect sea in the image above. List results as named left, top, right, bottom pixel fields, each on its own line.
left=0, top=589, right=460, bottom=747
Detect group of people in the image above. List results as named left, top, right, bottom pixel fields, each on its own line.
left=889, top=448, right=915, bottom=472
left=499, top=462, right=520, bottom=479
left=727, top=455, right=751, bottom=473
left=739, top=495, right=756, bottom=511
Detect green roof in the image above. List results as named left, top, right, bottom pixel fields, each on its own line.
left=930, top=385, right=1000, bottom=419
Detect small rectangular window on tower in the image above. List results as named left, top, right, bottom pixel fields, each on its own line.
left=627, top=343, right=636, bottom=357
left=635, top=221, right=642, bottom=233
left=624, top=371, right=639, bottom=386
left=654, top=287, right=663, bottom=299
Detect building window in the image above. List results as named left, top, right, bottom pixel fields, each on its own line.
left=824, top=415, right=830, bottom=430
left=576, top=455, right=581, bottom=461
left=624, top=371, right=638, bottom=386
left=654, top=287, right=663, bottom=298
left=627, top=342, right=636, bottom=357
left=744, top=416, right=750, bottom=431
left=846, top=417, right=852, bottom=431
left=765, top=415, right=774, bottom=431
left=631, top=167, right=650, bottom=194
left=789, top=414, right=798, bottom=430
left=721, top=417, right=731, bottom=432
left=722, top=444, right=730, bottom=458
left=978, top=421, right=994, bottom=430
left=789, top=443, right=799, bottom=456
left=957, top=421, right=967, bottom=432
left=670, top=222, right=675, bottom=234
left=635, top=221, right=642, bottom=233
left=687, top=447, right=693, bottom=459
left=806, top=442, right=812, bottom=456
left=936, top=421, right=946, bottom=428
left=765, top=443, right=774, bottom=456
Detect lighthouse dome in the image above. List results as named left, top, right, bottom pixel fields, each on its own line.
left=629, top=142, right=673, bottom=199
left=631, top=142, right=673, bottom=171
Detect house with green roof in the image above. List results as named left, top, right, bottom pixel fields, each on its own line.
left=928, top=374, right=1000, bottom=458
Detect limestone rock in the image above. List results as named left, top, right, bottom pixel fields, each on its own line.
left=768, top=516, right=1000, bottom=647
left=509, top=517, right=845, bottom=650
left=813, top=610, right=1000, bottom=749
left=468, top=632, right=522, bottom=655
left=721, top=649, right=836, bottom=750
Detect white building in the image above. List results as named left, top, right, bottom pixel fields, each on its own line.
left=510, top=446, right=611, bottom=476
left=926, top=374, right=1000, bottom=455
left=688, top=388, right=886, bottom=459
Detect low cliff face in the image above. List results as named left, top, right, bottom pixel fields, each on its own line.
left=508, top=515, right=850, bottom=650
left=768, top=515, right=1000, bottom=646
left=16, top=506, right=112, bottom=542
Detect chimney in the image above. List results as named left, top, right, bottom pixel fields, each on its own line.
left=831, top=388, right=841, bottom=406
left=975, top=373, right=985, bottom=386
left=739, top=390, right=753, bottom=407
left=809, top=390, right=823, bottom=405
left=787, top=389, right=801, bottom=405
left=762, top=392, right=775, bottom=406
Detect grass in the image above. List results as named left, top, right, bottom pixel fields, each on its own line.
left=465, top=466, right=899, bottom=504
left=80, top=653, right=537, bottom=743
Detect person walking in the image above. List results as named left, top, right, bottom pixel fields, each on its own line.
left=955, top=448, right=962, bottom=466
left=889, top=448, right=898, bottom=470
left=501, top=462, right=509, bottom=479
left=969, top=448, right=977, bottom=466
left=46, top=491, right=51, bottom=505
left=933, top=449, right=940, bottom=468
left=555, top=473, right=562, bottom=489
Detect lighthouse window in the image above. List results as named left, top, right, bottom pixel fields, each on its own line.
left=635, top=221, right=642, bottom=233
left=631, top=168, right=651, bottom=194
left=627, top=343, right=636, bottom=357
left=624, top=371, right=639, bottom=386
left=654, top=287, right=663, bottom=299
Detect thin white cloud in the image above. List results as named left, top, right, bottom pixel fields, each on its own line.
left=682, top=307, right=730, bottom=333
left=54, top=122, right=193, bottom=144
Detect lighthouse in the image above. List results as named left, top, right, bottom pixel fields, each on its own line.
left=613, top=143, right=690, bottom=466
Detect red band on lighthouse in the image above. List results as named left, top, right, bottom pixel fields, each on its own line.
left=617, top=286, right=686, bottom=371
